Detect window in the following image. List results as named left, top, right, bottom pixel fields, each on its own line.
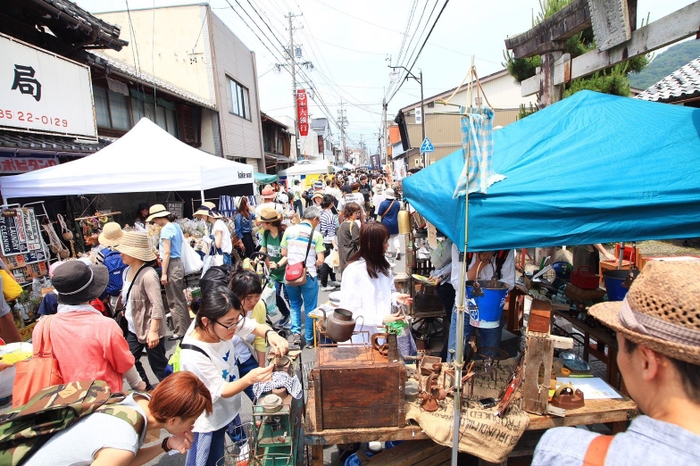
left=228, top=77, right=250, bottom=119
left=94, top=85, right=131, bottom=130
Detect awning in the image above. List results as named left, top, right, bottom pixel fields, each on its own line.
left=265, top=152, right=295, bottom=164
left=254, top=172, right=278, bottom=184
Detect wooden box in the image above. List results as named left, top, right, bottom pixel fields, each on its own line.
left=310, top=345, right=406, bottom=430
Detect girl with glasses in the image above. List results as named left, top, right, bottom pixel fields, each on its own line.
left=179, top=285, right=288, bottom=466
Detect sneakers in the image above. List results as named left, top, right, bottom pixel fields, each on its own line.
left=328, top=280, right=341, bottom=287
left=321, top=285, right=336, bottom=291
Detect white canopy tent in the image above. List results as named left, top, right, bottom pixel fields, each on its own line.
left=0, top=118, right=254, bottom=201
left=277, top=160, right=330, bottom=177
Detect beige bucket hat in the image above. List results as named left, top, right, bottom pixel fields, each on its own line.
left=98, top=222, right=123, bottom=247
left=115, top=231, right=157, bottom=262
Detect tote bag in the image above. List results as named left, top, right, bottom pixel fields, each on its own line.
left=0, top=270, right=22, bottom=301
left=12, top=316, right=63, bottom=407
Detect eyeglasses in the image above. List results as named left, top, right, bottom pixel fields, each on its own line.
left=213, top=313, right=244, bottom=330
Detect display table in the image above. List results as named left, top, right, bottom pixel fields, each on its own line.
left=554, top=308, right=623, bottom=391
left=305, top=375, right=637, bottom=466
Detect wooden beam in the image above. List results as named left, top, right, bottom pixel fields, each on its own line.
left=505, top=0, right=590, bottom=58
left=520, top=53, right=572, bottom=97
left=560, top=0, right=700, bottom=85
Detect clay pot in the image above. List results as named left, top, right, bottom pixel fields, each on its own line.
left=320, top=308, right=363, bottom=343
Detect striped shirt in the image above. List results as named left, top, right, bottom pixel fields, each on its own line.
left=319, top=210, right=337, bottom=244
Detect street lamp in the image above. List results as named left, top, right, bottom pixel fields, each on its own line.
left=388, top=65, right=425, bottom=167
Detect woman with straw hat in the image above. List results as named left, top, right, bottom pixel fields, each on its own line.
left=147, top=204, right=189, bottom=340
left=194, top=202, right=233, bottom=266
left=258, top=207, right=291, bottom=327
left=116, top=231, right=168, bottom=389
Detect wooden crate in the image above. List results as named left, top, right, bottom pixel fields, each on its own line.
left=310, top=345, right=406, bottom=430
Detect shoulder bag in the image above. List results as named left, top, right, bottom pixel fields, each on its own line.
left=378, top=200, right=396, bottom=222
left=285, top=224, right=317, bottom=287
left=12, top=316, right=63, bottom=407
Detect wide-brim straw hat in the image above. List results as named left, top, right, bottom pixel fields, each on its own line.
left=98, top=222, right=123, bottom=247
left=311, top=192, right=324, bottom=200
left=193, top=201, right=222, bottom=219
left=53, top=261, right=109, bottom=305
left=259, top=207, right=281, bottom=223
left=115, top=231, right=157, bottom=262
left=261, top=185, right=276, bottom=199
left=589, top=260, right=700, bottom=365
left=146, top=204, right=171, bottom=222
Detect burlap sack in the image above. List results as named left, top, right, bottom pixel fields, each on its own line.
left=405, top=359, right=529, bottom=463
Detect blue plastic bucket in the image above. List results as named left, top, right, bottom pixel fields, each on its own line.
left=466, top=280, right=509, bottom=326
left=603, top=269, right=639, bottom=301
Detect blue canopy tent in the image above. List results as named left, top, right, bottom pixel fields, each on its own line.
left=403, top=91, right=700, bottom=252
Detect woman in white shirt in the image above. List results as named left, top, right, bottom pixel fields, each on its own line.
left=194, top=202, right=233, bottom=265
left=180, top=286, right=288, bottom=466
left=338, top=222, right=412, bottom=343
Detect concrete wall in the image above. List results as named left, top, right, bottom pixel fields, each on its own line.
left=97, top=6, right=216, bottom=106
left=208, top=10, right=264, bottom=169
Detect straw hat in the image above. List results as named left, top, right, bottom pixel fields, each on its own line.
left=589, top=260, right=700, bottom=365
left=53, top=261, right=109, bottom=305
left=311, top=192, right=324, bottom=200
left=115, top=231, right=157, bottom=262
left=145, top=204, right=171, bottom=222
left=261, top=185, right=276, bottom=199
left=98, top=222, right=123, bottom=247
left=193, top=201, right=222, bottom=219
left=258, top=207, right=281, bottom=223
left=384, top=188, right=396, bottom=200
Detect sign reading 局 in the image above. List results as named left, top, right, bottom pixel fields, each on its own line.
left=0, top=32, right=97, bottom=139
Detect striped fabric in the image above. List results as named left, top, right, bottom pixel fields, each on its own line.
left=319, top=210, right=337, bottom=243
left=453, top=106, right=505, bottom=198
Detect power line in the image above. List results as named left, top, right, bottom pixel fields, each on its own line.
left=386, top=0, right=451, bottom=104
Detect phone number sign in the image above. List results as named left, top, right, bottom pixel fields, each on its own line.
left=0, top=32, right=97, bottom=139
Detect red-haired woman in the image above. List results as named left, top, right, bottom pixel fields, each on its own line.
left=234, top=197, right=255, bottom=258
left=338, top=223, right=412, bottom=344
left=25, top=372, right=213, bottom=465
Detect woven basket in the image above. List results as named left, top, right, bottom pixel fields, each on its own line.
left=564, top=283, right=606, bottom=302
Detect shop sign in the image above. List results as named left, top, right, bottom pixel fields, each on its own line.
left=297, top=89, right=309, bottom=137
left=0, top=157, right=57, bottom=174
left=0, top=33, right=97, bottom=139
left=0, top=207, right=42, bottom=256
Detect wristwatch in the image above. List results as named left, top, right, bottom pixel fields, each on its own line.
left=161, top=436, right=172, bottom=453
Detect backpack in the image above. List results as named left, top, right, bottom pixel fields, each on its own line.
left=462, top=250, right=510, bottom=280
left=0, top=380, right=145, bottom=466
left=102, top=249, right=128, bottom=296
left=163, top=343, right=210, bottom=378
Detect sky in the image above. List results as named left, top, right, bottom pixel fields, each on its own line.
left=76, top=0, right=693, bottom=151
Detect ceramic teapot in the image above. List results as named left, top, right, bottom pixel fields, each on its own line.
left=320, top=308, right=363, bottom=342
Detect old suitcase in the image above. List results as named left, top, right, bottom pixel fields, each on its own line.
left=310, top=345, right=406, bottom=430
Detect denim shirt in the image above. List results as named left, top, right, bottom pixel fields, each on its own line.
left=234, top=213, right=253, bottom=238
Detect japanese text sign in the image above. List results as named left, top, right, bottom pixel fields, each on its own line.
left=297, top=89, right=309, bottom=137
left=0, top=33, right=97, bottom=138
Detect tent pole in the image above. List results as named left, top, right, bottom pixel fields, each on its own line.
left=452, top=56, right=475, bottom=466
left=200, top=190, right=205, bottom=203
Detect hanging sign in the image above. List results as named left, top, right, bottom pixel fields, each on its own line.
left=297, top=89, right=309, bottom=137
left=0, top=33, right=97, bottom=139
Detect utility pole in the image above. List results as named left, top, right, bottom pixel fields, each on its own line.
left=381, top=96, right=388, bottom=167
left=286, top=12, right=302, bottom=160
left=388, top=65, right=425, bottom=166
left=337, top=99, right=347, bottom=163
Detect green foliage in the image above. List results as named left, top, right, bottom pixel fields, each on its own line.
left=564, top=63, right=631, bottom=98
left=629, top=39, right=700, bottom=89
left=518, top=102, right=540, bottom=120
left=502, top=50, right=541, bottom=83
left=534, top=0, right=573, bottom=24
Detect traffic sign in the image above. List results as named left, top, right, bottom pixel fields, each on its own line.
left=420, top=137, right=434, bottom=153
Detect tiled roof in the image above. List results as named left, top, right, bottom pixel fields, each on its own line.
left=636, top=57, right=700, bottom=103
left=90, top=53, right=217, bottom=110
left=0, top=130, right=109, bottom=155
left=310, top=118, right=328, bottom=132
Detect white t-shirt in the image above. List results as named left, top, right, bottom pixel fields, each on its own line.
left=339, top=258, right=397, bottom=330
left=26, top=394, right=147, bottom=465
left=121, top=270, right=136, bottom=335
left=212, top=219, right=232, bottom=254
left=180, top=318, right=257, bottom=432
left=254, top=202, right=284, bottom=219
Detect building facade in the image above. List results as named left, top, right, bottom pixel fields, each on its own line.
left=96, top=4, right=266, bottom=171
left=394, top=69, right=537, bottom=167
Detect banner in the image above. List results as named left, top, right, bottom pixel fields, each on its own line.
left=297, top=89, right=308, bottom=137
left=0, top=157, right=57, bottom=174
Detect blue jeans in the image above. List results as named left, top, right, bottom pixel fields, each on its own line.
left=285, top=275, right=319, bottom=342
left=446, top=304, right=503, bottom=362
left=236, top=355, right=259, bottom=402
